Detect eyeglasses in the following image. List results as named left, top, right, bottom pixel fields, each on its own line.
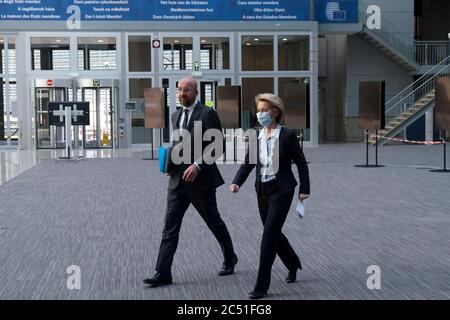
left=176, top=88, right=194, bottom=94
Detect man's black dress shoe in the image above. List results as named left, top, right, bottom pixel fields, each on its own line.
left=285, top=267, right=300, bottom=283
left=249, top=290, right=267, bottom=299
left=218, top=255, right=238, bottom=276
left=143, top=272, right=173, bottom=287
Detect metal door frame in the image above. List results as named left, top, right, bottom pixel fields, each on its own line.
left=80, top=86, right=113, bottom=149
left=77, top=78, right=118, bottom=149
left=34, top=79, right=73, bottom=149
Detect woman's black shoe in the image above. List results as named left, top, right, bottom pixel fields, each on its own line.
left=249, top=290, right=267, bottom=299
left=285, top=267, right=299, bottom=283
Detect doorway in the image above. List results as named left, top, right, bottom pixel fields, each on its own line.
left=160, top=76, right=228, bottom=142
left=34, top=78, right=117, bottom=149
left=34, top=79, right=73, bottom=149
left=78, top=87, right=113, bottom=148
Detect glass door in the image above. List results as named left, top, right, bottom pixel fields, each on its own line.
left=81, top=87, right=113, bottom=148
left=0, top=36, right=17, bottom=148
left=199, top=80, right=219, bottom=108
left=161, top=77, right=178, bottom=143
left=161, top=77, right=226, bottom=140
left=1, top=78, right=18, bottom=147
left=35, top=87, right=67, bottom=149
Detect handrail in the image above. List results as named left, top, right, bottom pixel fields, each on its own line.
left=3, top=128, right=19, bottom=140
left=360, top=1, right=450, bottom=66
left=415, top=40, right=450, bottom=44
left=384, top=57, right=450, bottom=122
left=415, top=41, right=450, bottom=65
left=358, top=1, right=450, bottom=130
left=385, top=56, right=450, bottom=108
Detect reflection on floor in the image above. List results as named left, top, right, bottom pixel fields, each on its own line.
left=0, top=148, right=152, bottom=186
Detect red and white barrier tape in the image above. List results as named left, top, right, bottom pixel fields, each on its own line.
left=367, top=133, right=446, bottom=145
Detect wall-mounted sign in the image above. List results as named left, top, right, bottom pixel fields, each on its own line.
left=0, top=0, right=311, bottom=21
left=152, top=39, right=161, bottom=48
left=315, top=0, right=358, bottom=23
left=125, top=101, right=137, bottom=111
left=93, top=79, right=100, bottom=87
left=47, top=79, right=54, bottom=87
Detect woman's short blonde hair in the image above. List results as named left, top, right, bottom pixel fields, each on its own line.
left=255, top=93, right=285, bottom=124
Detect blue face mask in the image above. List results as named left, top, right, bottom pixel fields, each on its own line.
left=257, top=111, right=273, bottom=128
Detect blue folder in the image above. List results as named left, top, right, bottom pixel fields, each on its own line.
left=159, top=146, right=172, bottom=173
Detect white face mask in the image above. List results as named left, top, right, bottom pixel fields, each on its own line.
left=256, top=111, right=273, bottom=128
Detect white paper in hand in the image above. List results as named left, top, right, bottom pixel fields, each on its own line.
left=296, top=200, right=305, bottom=218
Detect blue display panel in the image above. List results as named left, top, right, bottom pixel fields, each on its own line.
left=0, top=0, right=311, bottom=21
left=314, top=0, right=359, bottom=23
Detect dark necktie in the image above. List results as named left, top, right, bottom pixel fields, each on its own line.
left=182, top=108, right=190, bottom=130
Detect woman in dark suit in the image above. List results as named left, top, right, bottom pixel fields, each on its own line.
left=229, top=93, right=310, bottom=299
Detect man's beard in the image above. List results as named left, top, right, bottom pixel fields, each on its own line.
left=180, top=97, right=194, bottom=107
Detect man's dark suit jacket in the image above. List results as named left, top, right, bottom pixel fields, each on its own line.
left=168, top=102, right=225, bottom=191
left=232, top=127, right=310, bottom=195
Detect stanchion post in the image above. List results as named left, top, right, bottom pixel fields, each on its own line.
left=375, top=130, right=378, bottom=167
left=160, top=128, right=164, bottom=161
left=444, top=131, right=447, bottom=171
left=430, top=130, right=450, bottom=173
left=65, top=107, right=71, bottom=159
left=222, top=129, right=226, bottom=163
left=355, top=130, right=383, bottom=168
left=366, top=130, right=369, bottom=166
left=234, top=129, right=237, bottom=162
left=300, top=129, right=304, bottom=149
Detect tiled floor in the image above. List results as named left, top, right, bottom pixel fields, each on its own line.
left=0, top=143, right=449, bottom=299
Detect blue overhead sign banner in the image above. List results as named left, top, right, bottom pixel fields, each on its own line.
left=315, top=0, right=359, bottom=23
left=0, top=0, right=311, bottom=21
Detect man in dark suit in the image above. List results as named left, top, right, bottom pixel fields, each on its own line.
left=144, top=77, right=238, bottom=287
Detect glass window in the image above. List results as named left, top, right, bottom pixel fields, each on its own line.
left=0, top=78, right=18, bottom=143
left=0, top=38, right=4, bottom=74
left=128, top=36, right=152, bottom=72
left=163, top=37, right=193, bottom=71
left=31, top=37, right=70, bottom=71
left=7, top=37, right=16, bottom=75
left=129, top=78, right=151, bottom=99
left=129, top=78, right=152, bottom=144
left=241, top=77, right=274, bottom=129
left=0, top=77, right=4, bottom=142
left=8, top=79, right=18, bottom=140
left=241, top=35, right=274, bottom=71
left=200, top=37, right=230, bottom=70
left=278, top=35, right=309, bottom=71
left=1, top=37, right=16, bottom=75
left=78, top=37, right=117, bottom=70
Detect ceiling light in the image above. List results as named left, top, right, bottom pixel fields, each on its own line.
left=282, top=38, right=288, bottom=41
left=254, top=38, right=259, bottom=41
left=56, top=39, right=62, bottom=43
left=201, top=40, right=206, bottom=43
left=174, top=40, right=180, bottom=43
left=246, top=43, right=251, bottom=46
left=97, top=39, right=104, bottom=43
